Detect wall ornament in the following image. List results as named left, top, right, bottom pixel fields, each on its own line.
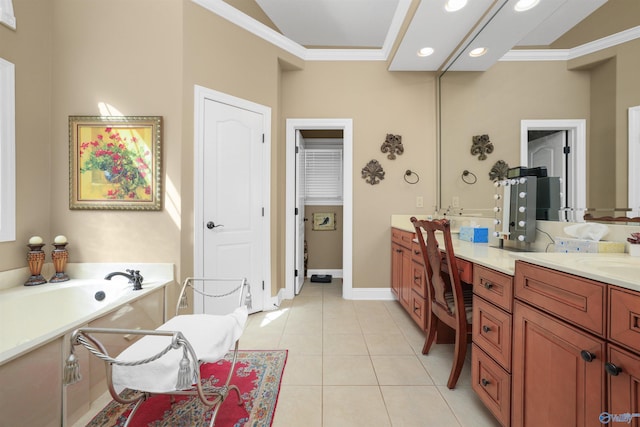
left=489, top=160, right=509, bottom=181
left=470, top=134, right=493, bottom=160
left=361, top=160, right=385, bottom=185
left=380, top=134, right=403, bottom=160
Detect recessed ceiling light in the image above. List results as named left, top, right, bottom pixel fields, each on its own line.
left=417, top=47, right=434, bottom=57
left=444, top=0, right=467, bottom=12
left=469, top=47, right=487, bottom=57
left=514, top=0, right=539, bottom=12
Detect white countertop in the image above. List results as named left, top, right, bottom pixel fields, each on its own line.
left=392, top=216, right=640, bottom=293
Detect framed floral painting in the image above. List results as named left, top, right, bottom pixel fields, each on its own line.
left=69, top=116, right=162, bottom=210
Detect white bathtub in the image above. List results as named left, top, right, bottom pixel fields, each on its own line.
left=0, top=263, right=174, bottom=364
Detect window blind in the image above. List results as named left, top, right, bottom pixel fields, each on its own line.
left=304, top=148, right=343, bottom=205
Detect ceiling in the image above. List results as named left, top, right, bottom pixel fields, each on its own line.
left=217, top=0, right=608, bottom=71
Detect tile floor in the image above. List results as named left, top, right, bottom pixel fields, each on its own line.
left=243, top=279, right=501, bottom=427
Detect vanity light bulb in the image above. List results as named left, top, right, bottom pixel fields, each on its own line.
left=519, top=206, right=526, bottom=213
left=518, top=220, right=526, bottom=227
left=493, top=231, right=501, bottom=237
left=493, top=206, right=501, bottom=212
left=519, top=192, right=526, bottom=198
left=494, top=219, right=501, bottom=225
left=518, top=235, right=526, bottom=242
left=510, top=179, right=518, bottom=185
left=519, top=178, right=527, bottom=184
left=494, top=194, right=501, bottom=200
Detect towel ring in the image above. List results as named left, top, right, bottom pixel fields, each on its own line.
left=404, top=169, right=420, bottom=184
left=462, top=170, right=477, bottom=185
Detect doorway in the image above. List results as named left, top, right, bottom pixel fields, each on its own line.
left=520, top=119, right=586, bottom=221
left=193, top=85, right=271, bottom=313
left=285, top=119, right=353, bottom=301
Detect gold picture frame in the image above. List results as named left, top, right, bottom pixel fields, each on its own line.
left=69, top=116, right=162, bottom=210
left=312, top=212, right=336, bottom=231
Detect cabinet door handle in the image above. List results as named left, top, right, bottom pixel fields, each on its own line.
left=605, top=362, right=622, bottom=376
left=580, top=350, right=596, bottom=362
left=481, top=378, right=490, bottom=387
left=414, top=250, right=420, bottom=255
left=483, top=281, right=493, bottom=290
left=482, top=325, right=491, bottom=333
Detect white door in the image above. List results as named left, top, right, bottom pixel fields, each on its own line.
left=295, top=131, right=306, bottom=294
left=200, top=98, right=264, bottom=314
left=528, top=131, right=567, bottom=209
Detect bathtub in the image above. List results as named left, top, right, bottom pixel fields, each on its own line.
left=0, top=263, right=174, bottom=365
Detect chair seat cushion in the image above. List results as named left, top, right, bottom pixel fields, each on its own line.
left=444, top=287, right=473, bottom=324
left=112, top=306, right=248, bottom=393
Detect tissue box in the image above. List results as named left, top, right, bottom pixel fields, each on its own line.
left=459, top=226, right=488, bottom=243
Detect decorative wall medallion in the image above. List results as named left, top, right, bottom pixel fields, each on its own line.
left=361, top=160, right=385, bottom=185
left=489, top=160, right=509, bottom=181
left=380, top=134, right=403, bottom=160
left=470, top=134, right=493, bottom=160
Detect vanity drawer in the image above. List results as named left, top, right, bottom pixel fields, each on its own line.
left=441, top=253, right=473, bottom=284
left=392, top=228, right=414, bottom=248
left=411, top=260, right=427, bottom=298
left=473, top=296, right=512, bottom=371
left=474, top=265, right=513, bottom=313
left=514, top=261, right=606, bottom=337
left=609, top=286, right=640, bottom=352
left=411, top=240, right=423, bottom=264
left=409, top=291, right=427, bottom=330
left=472, top=344, right=511, bottom=427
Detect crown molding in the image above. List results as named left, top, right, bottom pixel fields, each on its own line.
left=0, top=0, right=16, bottom=30
left=501, top=25, right=640, bottom=62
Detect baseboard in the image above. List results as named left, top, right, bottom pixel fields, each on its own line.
left=268, top=287, right=287, bottom=310
left=306, top=269, right=343, bottom=278
left=348, top=287, right=395, bottom=301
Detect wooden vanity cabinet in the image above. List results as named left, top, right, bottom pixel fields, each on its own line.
left=471, top=265, right=514, bottom=426
left=391, top=228, right=414, bottom=312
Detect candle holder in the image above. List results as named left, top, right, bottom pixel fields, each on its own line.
left=50, top=242, right=70, bottom=283
left=25, top=244, right=47, bottom=286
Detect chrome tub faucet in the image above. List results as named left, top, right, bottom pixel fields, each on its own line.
left=105, top=269, right=144, bottom=290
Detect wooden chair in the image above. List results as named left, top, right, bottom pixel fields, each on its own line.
left=411, top=217, right=473, bottom=389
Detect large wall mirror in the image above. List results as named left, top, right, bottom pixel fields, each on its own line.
left=438, top=1, right=640, bottom=222
left=0, top=57, right=16, bottom=242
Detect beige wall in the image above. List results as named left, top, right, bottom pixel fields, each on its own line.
left=282, top=62, right=437, bottom=288
left=0, top=0, right=53, bottom=271
left=304, top=205, right=343, bottom=271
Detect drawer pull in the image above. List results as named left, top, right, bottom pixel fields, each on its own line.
left=414, top=250, right=420, bottom=255
left=481, top=378, right=490, bottom=387
left=483, top=281, right=493, bottom=290
left=580, top=350, right=596, bottom=362
left=605, top=362, right=622, bottom=376
left=482, top=325, right=491, bottom=333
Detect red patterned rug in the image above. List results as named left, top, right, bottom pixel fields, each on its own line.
left=85, top=350, right=287, bottom=427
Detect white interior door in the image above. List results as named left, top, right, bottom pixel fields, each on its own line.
left=200, top=98, right=264, bottom=314
left=295, top=131, right=306, bottom=294
left=528, top=131, right=567, bottom=209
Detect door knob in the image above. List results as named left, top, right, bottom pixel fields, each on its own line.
left=206, top=221, right=223, bottom=229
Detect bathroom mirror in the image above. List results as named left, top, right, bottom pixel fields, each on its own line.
left=438, top=2, right=640, bottom=222
left=0, top=57, right=16, bottom=242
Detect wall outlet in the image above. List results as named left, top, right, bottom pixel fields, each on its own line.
left=416, top=196, right=424, bottom=208
left=452, top=196, right=460, bottom=208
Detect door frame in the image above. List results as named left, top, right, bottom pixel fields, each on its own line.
left=629, top=106, right=640, bottom=217
left=520, top=119, right=586, bottom=220
left=285, top=118, right=353, bottom=300
left=193, top=85, right=271, bottom=310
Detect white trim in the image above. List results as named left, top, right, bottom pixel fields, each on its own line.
left=520, top=119, right=586, bottom=221
left=629, top=106, right=640, bottom=217
left=191, top=0, right=411, bottom=62
left=502, top=25, right=640, bottom=63
left=0, top=57, right=16, bottom=242
left=350, top=287, right=395, bottom=301
left=286, top=119, right=353, bottom=301
left=0, top=0, right=16, bottom=30
left=193, top=85, right=271, bottom=311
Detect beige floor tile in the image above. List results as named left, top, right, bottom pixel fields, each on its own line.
left=283, top=317, right=323, bottom=335
left=323, top=316, right=363, bottom=334
left=272, top=385, right=322, bottom=427
left=417, top=344, right=472, bottom=387
left=381, top=385, right=461, bottom=427
left=281, top=354, right=323, bottom=385
left=364, top=333, right=415, bottom=355
left=279, top=333, right=323, bottom=355
left=323, top=386, right=391, bottom=427
left=239, top=331, right=283, bottom=350
left=323, top=333, right=368, bottom=355
left=437, top=385, right=502, bottom=427
left=371, top=355, right=434, bottom=385
left=323, top=355, right=378, bottom=385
